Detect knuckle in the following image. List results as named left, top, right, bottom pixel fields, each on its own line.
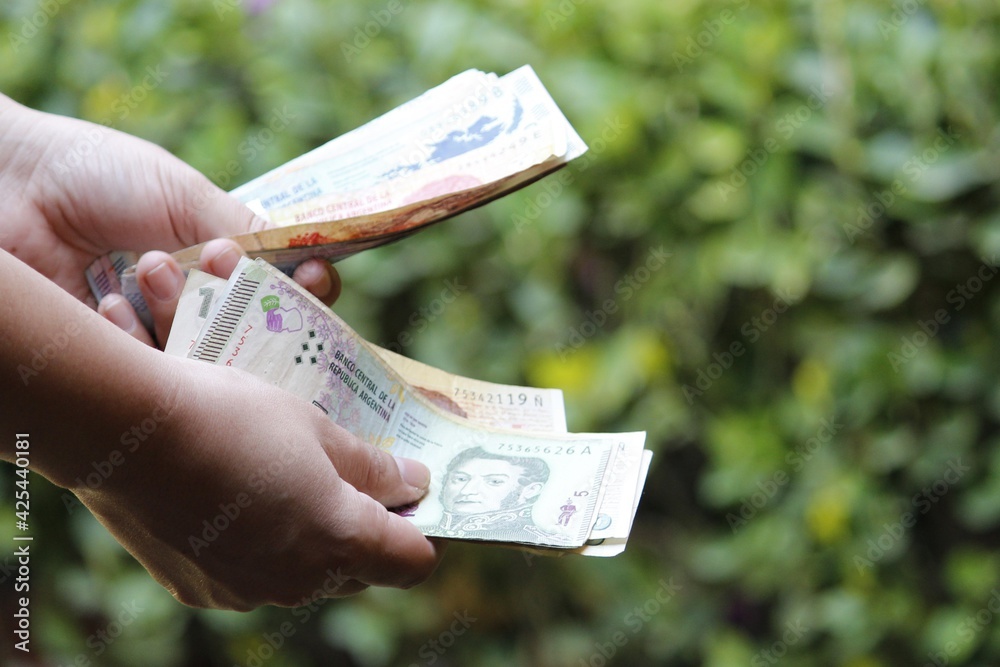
left=362, top=445, right=391, bottom=492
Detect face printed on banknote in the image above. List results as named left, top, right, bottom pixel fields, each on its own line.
left=440, top=447, right=548, bottom=515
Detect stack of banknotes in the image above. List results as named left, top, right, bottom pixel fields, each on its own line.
left=86, top=64, right=651, bottom=554
left=87, top=65, right=588, bottom=327
left=165, top=259, right=652, bottom=556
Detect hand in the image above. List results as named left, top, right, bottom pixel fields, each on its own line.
left=0, top=93, right=339, bottom=348
left=1, top=250, right=442, bottom=609
left=0, top=94, right=442, bottom=610
left=69, top=356, right=443, bottom=609
left=102, top=239, right=341, bottom=348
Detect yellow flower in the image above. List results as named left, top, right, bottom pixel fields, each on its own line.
left=806, top=484, right=849, bottom=544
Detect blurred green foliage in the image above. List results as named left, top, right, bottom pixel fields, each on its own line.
left=3, top=0, right=1000, bottom=665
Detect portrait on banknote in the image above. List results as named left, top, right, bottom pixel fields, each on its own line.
left=400, top=440, right=608, bottom=547
left=427, top=446, right=551, bottom=543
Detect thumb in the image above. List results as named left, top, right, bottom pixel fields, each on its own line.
left=320, top=424, right=431, bottom=509
left=32, top=105, right=274, bottom=253
left=184, top=179, right=271, bottom=241
left=332, top=489, right=443, bottom=590
left=163, top=158, right=272, bottom=245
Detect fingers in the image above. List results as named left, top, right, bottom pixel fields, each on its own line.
left=198, top=238, right=246, bottom=278
left=99, top=243, right=228, bottom=349
left=201, top=238, right=343, bottom=305
left=104, top=240, right=343, bottom=347
left=96, top=254, right=189, bottom=350
left=293, top=260, right=343, bottom=306
left=336, top=488, right=444, bottom=590
left=129, top=243, right=242, bottom=349
left=322, top=427, right=432, bottom=508
left=98, top=294, right=156, bottom=347
left=135, top=251, right=185, bottom=348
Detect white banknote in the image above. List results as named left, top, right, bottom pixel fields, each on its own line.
left=86, top=65, right=586, bottom=330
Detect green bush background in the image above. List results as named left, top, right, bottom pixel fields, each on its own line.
left=3, top=0, right=1000, bottom=664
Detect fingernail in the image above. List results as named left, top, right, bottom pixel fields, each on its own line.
left=296, top=260, right=332, bottom=296
left=145, top=261, right=181, bottom=302
left=211, top=246, right=242, bottom=277
left=102, top=296, right=138, bottom=333
left=394, top=456, right=430, bottom=491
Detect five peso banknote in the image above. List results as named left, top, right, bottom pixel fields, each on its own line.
left=166, top=259, right=650, bottom=556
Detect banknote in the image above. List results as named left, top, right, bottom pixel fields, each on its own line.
left=372, top=347, right=568, bottom=433
left=86, top=65, right=586, bottom=328
left=228, top=69, right=503, bottom=206
left=176, top=258, right=646, bottom=549
left=231, top=66, right=585, bottom=219
left=167, top=270, right=569, bottom=433
left=252, top=66, right=584, bottom=225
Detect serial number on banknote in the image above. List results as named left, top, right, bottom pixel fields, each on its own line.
left=453, top=389, right=545, bottom=406
left=496, top=443, right=593, bottom=456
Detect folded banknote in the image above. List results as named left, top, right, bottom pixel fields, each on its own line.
left=87, top=65, right=586, bottom=328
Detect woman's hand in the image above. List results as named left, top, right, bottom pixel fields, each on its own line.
left=72, top=358, right=442, bottom=609
left=0, top=249, right=442, bottom=610
left=0, top=93, right=443, bottom=611
left=0, top=93, right=339, bottom=348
